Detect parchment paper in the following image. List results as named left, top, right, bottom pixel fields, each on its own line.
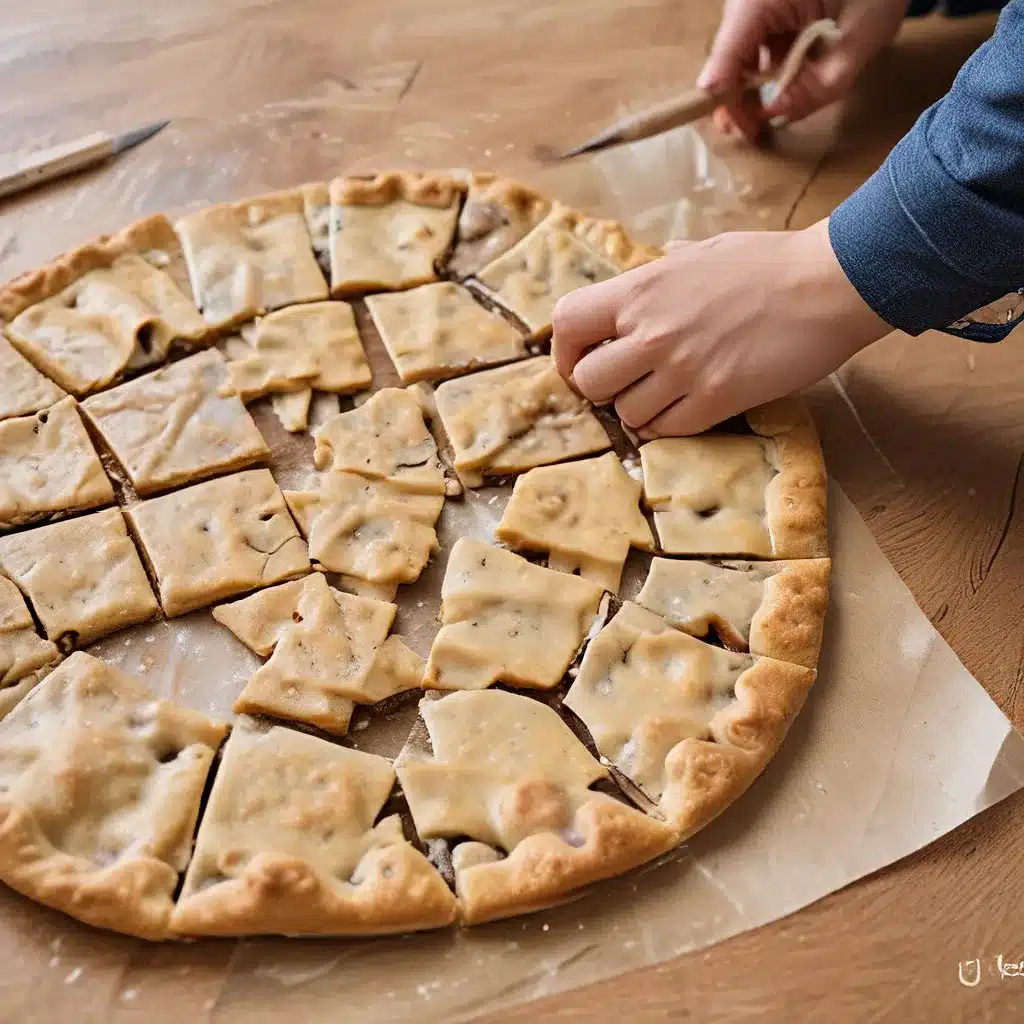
left=2, top=127, right=1023, bottom=1024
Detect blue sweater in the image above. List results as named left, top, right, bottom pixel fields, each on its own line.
left=829, top=0, right=1024, bottom=341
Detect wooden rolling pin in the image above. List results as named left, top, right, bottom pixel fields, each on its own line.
left=560, top=19, right=842, bottom=158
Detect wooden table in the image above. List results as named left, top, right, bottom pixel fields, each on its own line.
left=1, top=3, right=1021, bottom=1020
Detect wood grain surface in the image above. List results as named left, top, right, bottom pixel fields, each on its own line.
left=1, top=3, right=1021, bottom=1021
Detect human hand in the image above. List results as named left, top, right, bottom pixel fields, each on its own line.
left=698, top=0, right=907, bottom=141
left=551, top=219, right=891, bottom=437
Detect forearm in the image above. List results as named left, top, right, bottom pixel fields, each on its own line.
left=829, top=0, right=1024, bottom=339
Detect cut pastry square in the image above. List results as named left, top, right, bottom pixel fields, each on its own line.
left=0, top=573, right=60, bottom=719
left=214, top=572, right=423, bottom=736
left=125, top=468, right=310, bottom=617
left=446, top=172, right=551, bottom=279
left=434, top=356, right=610, bottom=487
left=496, top=452, right=655, bottom=592
left=635, top=557, right=831, bottom=670
left=312, top=387, right=445, bottom=495
left=223, top=301, right=371, bottom=401
left=284, top=473, right=443, bottom=602
left=0, top=508, right=160, bottom=649
left=475, top=203, right=661, bottom=340
left=81, top=350, right=269, bottom=496
left=327, top=172, right=464, bottom=296
left=0, top=651, right=227, bottom=939
left=397, top=689, right=677, bottom=924
left=271, top=389, right=312, bottom=433
left=175, top=189, right=328, bottom=329
left=0, top=336, right=66, bottom=421
left=0, top=396, right=114, bottom=531
left=639, top=397, right=827, bottom=558
left=563, top=602, right=816, bottom=839
left=1, top=221, right=209, bottom=395
left=171, top=717, right=455, bottom=936
left=365, top=281, right=528, bottom=384
left=424, top=538, right=604, bottom=691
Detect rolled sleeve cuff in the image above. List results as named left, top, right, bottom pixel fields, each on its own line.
left=829, top=112, right=1024, bottom=337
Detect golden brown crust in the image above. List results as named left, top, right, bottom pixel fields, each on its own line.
left=171, top=845, right=457, bottom=937
left=661, top=655, right=816, bottom=838
left=547, top=202, right=662, bottom=272
left=747, top=558, right=830, bottom=669
left=462, top=172, right=550, bottom=221
left=330, top=171, right=464, bottom=209
left=0, top=215, right=194, bottom=321
left=455, top=796, right=677, bottom=924
left=746, top=396, right=829, bottom=559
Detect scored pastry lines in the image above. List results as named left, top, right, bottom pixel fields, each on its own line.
left=564, top=602, right=816, bottom=837
left=171, top=717, right=456, bottom=936
left=175, top=189, right=328, bottom=329
left=0, top=508, right=159, bottom=650
left=635, top=557, right=831, bottom=670
left=0, top=337, right=65, bottom=421
left=434, top=355, right=611, bottom=487
left=0, top=652, right=227, bottom=940
left=365, top=281, right=528, bottom=385
left=327, top=171, right=464, bottom=296
left=397, top=689, right=677, bottom=923
left=0, top=396, right=114, bottom=531
left=474, top=202, right=661, bottom=340
left=496, top=451, right=655, bottom=593
left=0, top=573, right=59, bottom=718
left=125, top=468, right=310, bottom=618
left=425, top=538, right=605, bottom=692
left=214, top=572, right=423, bottom=736
left=82, top=350, right=269, bottom=496
left=221, top=301, right=372, bottom=403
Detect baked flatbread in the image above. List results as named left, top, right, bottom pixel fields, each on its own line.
left=126, top=469, right=310, bottom=617
left=366, top=282, right=527, bottom=384
left=328, top=172, right=463, bottom=295
left=0, top=652, right=227, bottom=939
left=640, top=397, right=827, bottom=558
left=171, top=717, right=455, bottom=936
left=82, top=350, right=268, bottom=495
left=434, top=355, right=610, bottom=487
left=496, top=452, right=655, bottom=592
left=0, top=397, right=114, bottom=530
left=175, top=189, right=328, bottom=329
left=397, top=689, right=676, bottom=924
left=425, top=538, right=604, bottom=691
left=0, top=337, right=65, bottom=421
left=447, top=172, right=551, bottom=279
left=635, top=557, right=831, bottom=669
left=0, top=574, right=59, bottom=716
left=0, top=508, right=160, bottom=648
left=475, top=203, right=660, bottom=339
left=564, top=602, right=815, bottom=838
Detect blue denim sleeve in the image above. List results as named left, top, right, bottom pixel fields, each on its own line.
left=828, top=0, right=1024, bottom=341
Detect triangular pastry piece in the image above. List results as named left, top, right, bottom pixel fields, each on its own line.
left=0, top=574, right=59, bottom=718
left=171, top=717, right=456, bottom=936
left=497, top=452, right=655, bottom=592
left=564, top=602, right=816, bottom=839
left=397, top=689, right=676, bottom=924
left=0, top=337, right=65, bottom=421
left=327, top=172, right=463, bottom=295
left=635, top=557, right=830, bottom=669
left=0, top=652, right=227, bottom=939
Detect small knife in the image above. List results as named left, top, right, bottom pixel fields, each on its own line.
left=559, top=18, right=840, bottom=159
left=0, top=119, right=170, bottom=201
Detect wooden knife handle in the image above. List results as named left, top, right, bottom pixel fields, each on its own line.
left=0, top=132, right=115, bottom=201
left=616, top=87, right=720, bottom=144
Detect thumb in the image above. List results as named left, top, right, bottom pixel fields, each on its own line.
left=697, top=0, right=769, bottom=95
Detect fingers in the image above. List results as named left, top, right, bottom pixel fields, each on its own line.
left=637, top=389, right=732, bottom=439
left=612, top=369, right=690, bottom=429
left=697, top=0, right=769, bottom=95
left=551, top=276, right=623, bottom=383
left=712, top=90, right=769, bottom=142
left=762, top=50, right=856, bottom=123
left=571, top=333, right=656, bottom=405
